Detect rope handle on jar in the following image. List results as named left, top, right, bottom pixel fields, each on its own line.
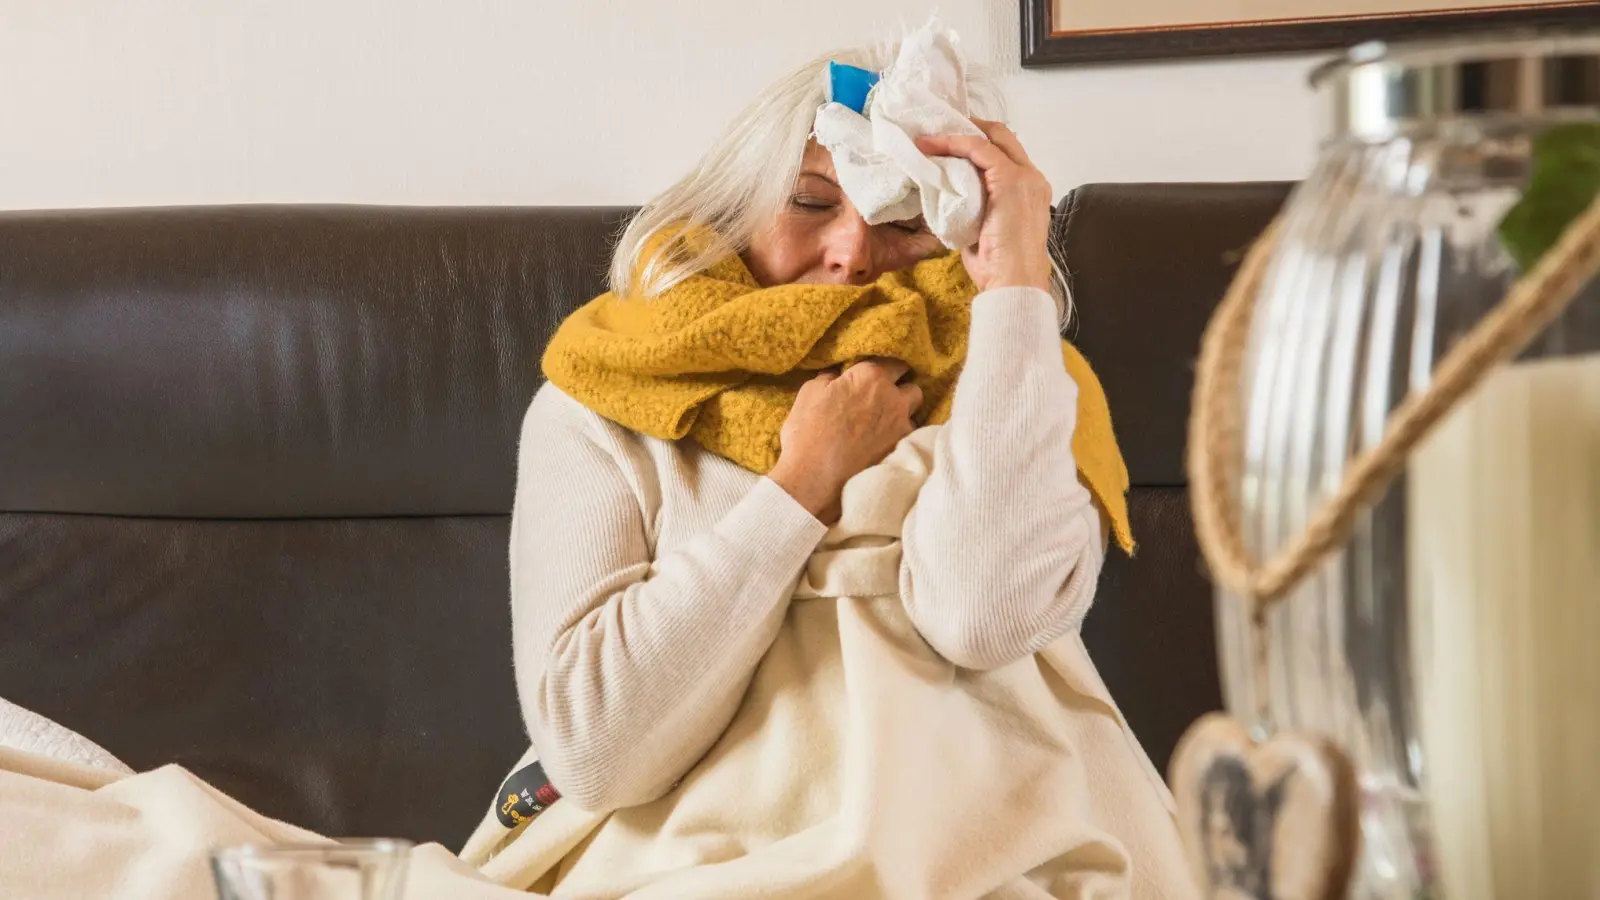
left=1188, top=192, right=1600, bottom=619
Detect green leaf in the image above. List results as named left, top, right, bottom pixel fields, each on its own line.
left=1499, top=122, right=1600, bottom=272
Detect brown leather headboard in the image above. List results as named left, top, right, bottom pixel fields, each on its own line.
left=1056, top=182, right=1292, bottom=776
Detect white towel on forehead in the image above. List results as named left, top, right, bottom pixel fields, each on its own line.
left=812, top=19, right=987, bottom=250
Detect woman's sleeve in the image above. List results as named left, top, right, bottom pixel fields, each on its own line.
left=510, top=388, right=829, bottom=811
left=899, top=287, right=1107, bottom=671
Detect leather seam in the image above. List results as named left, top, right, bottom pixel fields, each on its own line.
left=1057, top=188, right=1084, bottom=283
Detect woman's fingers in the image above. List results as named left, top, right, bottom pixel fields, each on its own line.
left=914, top=133, right=1012, bottom=173
left=899, top=381, right=925, bottom=415
left=918, top=121, right=1034, bottom=171
left=852, top=358, right=911, bottom=384
left=847, top=358, right=922, bottom=417
left=969, top=118, right=1034, bottom=168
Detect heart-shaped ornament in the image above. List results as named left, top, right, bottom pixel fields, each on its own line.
left=1169, top=713, right=1361, bottom=900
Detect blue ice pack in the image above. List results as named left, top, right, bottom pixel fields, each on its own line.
left=827, top=61, right=880, bottom=116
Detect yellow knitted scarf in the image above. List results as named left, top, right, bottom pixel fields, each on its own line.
left=542, top=244, right=1135, bottom=554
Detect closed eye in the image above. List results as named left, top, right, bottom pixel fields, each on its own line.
left=791, top=196, right=836, bottom=213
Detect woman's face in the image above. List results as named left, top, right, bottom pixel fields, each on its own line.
left=743, top=142, right=943, bottom=287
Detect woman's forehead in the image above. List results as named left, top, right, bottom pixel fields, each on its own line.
left=799, top=142, right=837, bottom=181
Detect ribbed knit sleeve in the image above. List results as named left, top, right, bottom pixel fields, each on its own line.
left=509, top=386, right=828, bottom=811
left=899, top=287, right=1106, bottom=670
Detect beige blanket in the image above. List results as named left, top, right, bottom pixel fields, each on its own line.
left=0, top=429, right=1195, bottom=900
left=0, top=746, right=533, bottom=898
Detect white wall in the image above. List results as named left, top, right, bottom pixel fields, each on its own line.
left=0, top=0, right=1322, bottom=210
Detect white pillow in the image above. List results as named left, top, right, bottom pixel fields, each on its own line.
left=0, top=696, right=134, bottom=774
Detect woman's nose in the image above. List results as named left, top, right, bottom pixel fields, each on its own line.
left=823, top=214, right=875, bottom=285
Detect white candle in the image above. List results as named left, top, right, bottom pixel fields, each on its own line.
left=1408, top=351, right=1600, bottom=900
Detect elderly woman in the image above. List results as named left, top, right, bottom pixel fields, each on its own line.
left=0, top=24, right=1194, bottom=900
left=495, top=27, right=1193, bottom=900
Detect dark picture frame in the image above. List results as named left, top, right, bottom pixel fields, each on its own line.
left=1021, top=0, right=1600, bottom=66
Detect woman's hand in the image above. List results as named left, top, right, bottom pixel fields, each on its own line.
left=916, top=119, right=1053, bottom=294
left=769, top=359, right=923, bottom=523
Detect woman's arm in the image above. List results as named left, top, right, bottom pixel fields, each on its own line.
left=899, top=285, right=1106, bottom=671
left=904, top=120, right=1108, bottom=671
left=510, top=387, right=828, bottom=811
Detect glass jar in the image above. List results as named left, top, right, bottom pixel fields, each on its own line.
left=1212, top=33, right=1600, bottom=900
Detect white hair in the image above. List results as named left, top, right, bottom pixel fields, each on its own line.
left=606, top=37, right=1072, bottom=323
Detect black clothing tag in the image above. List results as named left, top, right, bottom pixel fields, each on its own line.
left=495, top=760, right=561, bottom=828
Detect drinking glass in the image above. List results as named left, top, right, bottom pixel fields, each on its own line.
left=210, top=839, right=412, bottom=900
